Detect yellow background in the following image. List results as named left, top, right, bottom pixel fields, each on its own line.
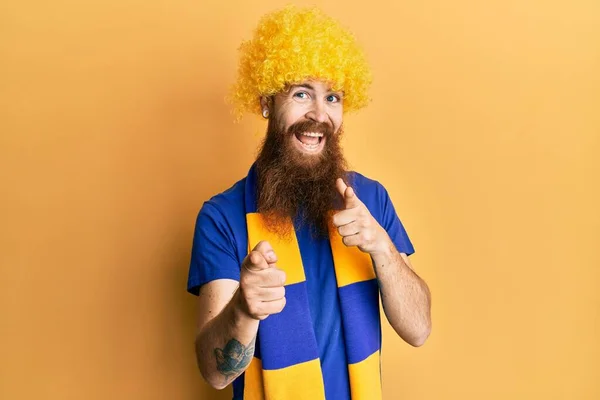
left=1, top=0, right=599, bottom=399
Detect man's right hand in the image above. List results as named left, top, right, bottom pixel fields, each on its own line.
left=237, top=240, right=287, bottom=320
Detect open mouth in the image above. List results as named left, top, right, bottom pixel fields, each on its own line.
left=293, top=131, right=325, bottom=153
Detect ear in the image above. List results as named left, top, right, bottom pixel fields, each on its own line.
left=260, top=96, right=272, bottom=113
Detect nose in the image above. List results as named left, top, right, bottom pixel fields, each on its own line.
left=305, top=99, right=328, bottom=124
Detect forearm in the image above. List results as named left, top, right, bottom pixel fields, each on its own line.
left=195, top=289, right=259, bottom=390
left=371, top=239, right=431, bottom=346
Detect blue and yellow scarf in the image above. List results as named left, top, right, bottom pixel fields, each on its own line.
left=242, top=165, right=382, bottom=400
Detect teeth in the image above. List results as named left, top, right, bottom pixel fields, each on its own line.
left=300, top=132, right=323, bottom=137
left=300, top=142, right=319, bottom=150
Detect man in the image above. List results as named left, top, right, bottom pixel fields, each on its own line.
left=187, top=6, right=431, bottom=400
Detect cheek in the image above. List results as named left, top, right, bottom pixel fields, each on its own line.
left=328, top=106, right=343, bottom=131
left=334, top=122, right=342, bottom=133
left=284, top=114, right=306, bottom=132
left=332, top=116, right=343, bottom=133
left=277, top=109, right=304, bottom=132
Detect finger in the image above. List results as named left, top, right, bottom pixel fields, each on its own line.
left=332, top=209, right=358, bottom=227
left=253, top=240, right=277, bottom=264
left=243, top=250, right=269, bottom=271
left=335, top=178, right=348, bottom=199
left=257, top=268, right=287, bottom=288
left=342, top=233, right=362, bottom=248
left=343, top=186, right=362, bottom=209
left=256, top=286, right=285, bottom=302
left=337, top=221, right=360, bottom=237
left=262, top=297, right=287, bottom=315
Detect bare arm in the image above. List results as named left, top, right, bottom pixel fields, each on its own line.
left=195, top=280, right=259, bottom=390
left=333, top=178, right=432, bottom=347
left=371, top=243, right=431, bottom=346
left=194, top=241, right=286, bottom=390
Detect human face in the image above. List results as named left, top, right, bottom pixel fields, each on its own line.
left=261, top=80, right=344, bottom=157
left=255, top=79, right=348, bottom=237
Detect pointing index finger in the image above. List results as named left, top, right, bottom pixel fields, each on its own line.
left=335, top=178, right=348, bottom=198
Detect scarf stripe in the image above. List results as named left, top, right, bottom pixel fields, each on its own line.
left=243, top=164, right=381, bottom=400
left=329, top=220, right=382, bottom=399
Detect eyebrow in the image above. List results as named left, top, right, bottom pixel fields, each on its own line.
left=289, top=83, right=343, bottom=95
left=291, top=83, right=316, bottom=91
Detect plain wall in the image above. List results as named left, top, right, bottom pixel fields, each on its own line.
left=1, top=0, right=599, bottom=399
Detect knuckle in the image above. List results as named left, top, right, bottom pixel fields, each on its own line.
left=240, top=275, right=251, bottom=288
left=249, top=251, right=261, bottom=265
left=277, top=286, right=286, bottom=299
left=279, top=270, right=287, bottom=284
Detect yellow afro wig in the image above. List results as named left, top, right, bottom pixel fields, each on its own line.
left=229, top=5, right=372, bottom=120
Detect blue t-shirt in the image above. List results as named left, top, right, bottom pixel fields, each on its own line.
left=187, top=171, right=414, bottom=400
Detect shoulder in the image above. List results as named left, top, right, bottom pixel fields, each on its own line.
left=197, top=177, right=246, bottom=224
left=204, top=177, right=246, bottom=211
left=347, top=171, right=388, bottom=200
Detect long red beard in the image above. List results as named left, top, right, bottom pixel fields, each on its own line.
left=255, top=117, right=348, bottom=238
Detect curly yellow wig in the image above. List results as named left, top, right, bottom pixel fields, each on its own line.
left=229, top=5, right=372, bottom=120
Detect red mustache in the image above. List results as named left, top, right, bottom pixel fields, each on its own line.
left=286, top=120, right=334, bottom=138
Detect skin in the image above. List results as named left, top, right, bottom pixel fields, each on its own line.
left=195, top=79, right=432, bottom=390
left=332, top=179, right=432, bottom=346
left=260, top=80, right=343, bottom=160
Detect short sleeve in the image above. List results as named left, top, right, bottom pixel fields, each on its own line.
left=187, top=202, right=241, bottom=295
left=378, top=185, right=415, bottom=256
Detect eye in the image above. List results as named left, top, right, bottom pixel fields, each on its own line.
left=326, top=94, right=341, bottom=103
left=293, top=91, right=309, bottom=99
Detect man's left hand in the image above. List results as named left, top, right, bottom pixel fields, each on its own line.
left=333, top=178, right=391, bottom=255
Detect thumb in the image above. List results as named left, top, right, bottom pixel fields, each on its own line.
left=336, top=178, right=361, bottom=209
left=344, top=186, right=362, bottom=208
left=243, top=241, right=276, bottom=272
left=335, top=177, right=348, bottom=199
left=244, top=251, right=269, bottom=272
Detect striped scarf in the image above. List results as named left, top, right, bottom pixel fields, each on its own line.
left=242, top=164, right=382, bottom=400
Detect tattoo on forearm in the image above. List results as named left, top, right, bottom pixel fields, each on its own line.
left=214, top=337, right=255, bottom=384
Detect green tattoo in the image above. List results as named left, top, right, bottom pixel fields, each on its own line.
left=214, top=338, right=255, bottom=382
